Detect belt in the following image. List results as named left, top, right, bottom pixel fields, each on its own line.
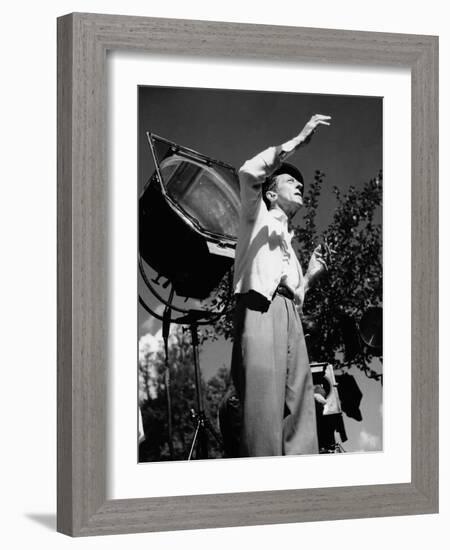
left=274, top=284, right=295, bottom=301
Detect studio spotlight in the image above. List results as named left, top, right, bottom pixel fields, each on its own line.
left=139, top=134, right=240, bottom=299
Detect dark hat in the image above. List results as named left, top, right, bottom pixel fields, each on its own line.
left=271, top=162, right=304, bottom=184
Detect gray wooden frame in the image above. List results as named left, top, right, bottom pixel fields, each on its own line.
left=57, top=12, right=438, bottom=537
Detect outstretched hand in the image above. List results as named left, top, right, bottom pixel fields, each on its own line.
left=300, top=114, right=331, bottom=145
left=305, top=242, right=335, bottom=289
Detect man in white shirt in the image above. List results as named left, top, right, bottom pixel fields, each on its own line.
left=230, top=114, right=331, bottom=457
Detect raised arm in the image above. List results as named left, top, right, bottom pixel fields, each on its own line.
left=238, top=114, right=331, bottom=219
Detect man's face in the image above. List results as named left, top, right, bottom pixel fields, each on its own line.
left=272, top=173, right=304, bottom=213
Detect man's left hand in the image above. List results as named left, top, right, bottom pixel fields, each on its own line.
left=305, top=244, right=332, bottom=289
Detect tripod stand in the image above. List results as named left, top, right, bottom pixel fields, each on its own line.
left=177, top=311, right=223, bottom=460
left=139, top=256, right=231, bottom=461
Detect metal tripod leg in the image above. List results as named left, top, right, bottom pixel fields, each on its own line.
left=187, top=410, right=211, bottom=460
left=185, top=316, right=223, bottom=460
left=187, top=416, right=202, bottom=460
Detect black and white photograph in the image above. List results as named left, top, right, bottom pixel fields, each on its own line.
left=137, top=85, right=383, bottom=462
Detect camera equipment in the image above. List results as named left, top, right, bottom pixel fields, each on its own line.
left=311, top=362, right=348, bottom=453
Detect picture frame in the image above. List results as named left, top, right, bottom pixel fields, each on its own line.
left=57, top=12, right=438, bottom=537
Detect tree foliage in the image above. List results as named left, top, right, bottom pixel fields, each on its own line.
left=139, top=326, right=228, bottom=461
left=295, top=170, right=383, bottom=380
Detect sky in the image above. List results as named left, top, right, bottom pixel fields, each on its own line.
left=138, top=85, right=383, bottom=453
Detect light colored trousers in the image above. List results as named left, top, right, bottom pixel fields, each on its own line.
left=230, top=291, right=318, bottom=457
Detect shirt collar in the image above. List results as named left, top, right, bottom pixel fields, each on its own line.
left=267, top=208, right=295, bottom=242
left=268, top=207, right=288, bottom=225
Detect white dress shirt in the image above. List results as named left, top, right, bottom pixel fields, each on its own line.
left=233, top=146, right=305, bottom=306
